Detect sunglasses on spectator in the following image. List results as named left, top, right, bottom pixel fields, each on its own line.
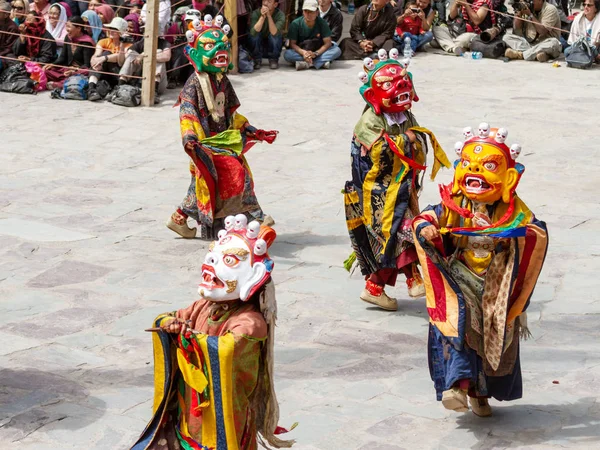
left=12, top=5, right=24, bottom=9
left=583, top=2, right=595, bottom=6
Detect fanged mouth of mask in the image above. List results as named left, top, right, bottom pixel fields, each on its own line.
left=211, top=51, right=229, bottom=67
left=200, top=267, right=224, bottom=289
left=392, top=92, right=410, bottom=105
left=465, top=176, right=491, bottom=194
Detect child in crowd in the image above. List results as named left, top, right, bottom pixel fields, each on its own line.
left=393, top=0, right=433, bottom=54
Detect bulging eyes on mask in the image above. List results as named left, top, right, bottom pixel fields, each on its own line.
left=453, top=143, right=519, bottom=204
left=187, top=28, right=233, bottom=73
left=361, top=63, right=418, bottom=115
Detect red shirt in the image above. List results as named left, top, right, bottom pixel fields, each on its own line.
left=395, top=15, right=424, bottom=36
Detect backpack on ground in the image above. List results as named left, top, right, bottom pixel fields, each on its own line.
left=62, top=74, right=89, bottom=100
left=108, top=84, right=141, bottom=107
left=0, top=63, right=35, bottom=94
left=470, top=35, right=507, bottom=59
left=566, top=37, right=594, bottom=69
left=238, top=46, right=254, bottom=73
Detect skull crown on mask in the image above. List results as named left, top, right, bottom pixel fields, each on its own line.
left=358, top=51, right=419, bottom=115
left=184, top=15, right=233, bottom=74
left=452, top=124, right=525, bottom=205
left=198, top=215, right=275, bottom=303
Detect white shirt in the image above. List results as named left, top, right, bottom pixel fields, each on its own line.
left=319, top=6, right=332, bottom=18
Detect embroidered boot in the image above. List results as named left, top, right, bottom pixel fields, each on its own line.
left=406, top=265, right=426, bottom=298
left=469, top=397, right=492, bottom=417
left=360, top=280, right=398, bottom=311
left=166, top=210, right=196, bottom=239
left=441, top=387, right=469, bottom=413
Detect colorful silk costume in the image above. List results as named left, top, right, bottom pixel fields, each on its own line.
left=168, top=15, right=277, bottom=240
left=133, top=215, right=294, bottom=449
left=412, top=124, right=548, bottom=407
left=343, top=50, right=450, bottom=306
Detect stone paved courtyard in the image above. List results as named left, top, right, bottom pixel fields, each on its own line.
left=1, top=49, right=599, bottom=450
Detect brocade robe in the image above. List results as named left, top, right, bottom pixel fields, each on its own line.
left=132, top=299, right=267, bottom=450
left=413, top=194, right=548, bottom=400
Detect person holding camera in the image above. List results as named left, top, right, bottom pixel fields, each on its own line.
left=393, top=0, right=435, bottom=53
left=432, top=0, right=495, bottom=55
left=503, top=0, right=561, bottom=62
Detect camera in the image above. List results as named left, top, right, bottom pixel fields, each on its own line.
left=512, top=0, right=533, bottom=13
left=410, top=7, right=421, bottom=12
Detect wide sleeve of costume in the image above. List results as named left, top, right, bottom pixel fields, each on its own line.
left=132, top=314, right=266, bottom=450
left=412, top=199, right=548, bottom=366
left=349, top=5, right=367, bottom=42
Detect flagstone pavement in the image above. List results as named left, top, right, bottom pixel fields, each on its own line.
left=1, top=47, right=599, bottom=450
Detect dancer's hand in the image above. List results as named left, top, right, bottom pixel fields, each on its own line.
left=421, top=225, right=440, bottom=242
left=161, top=318, right=189, bottom=334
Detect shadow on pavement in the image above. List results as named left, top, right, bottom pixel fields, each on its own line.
left=455, top=397, right=600, bottom=449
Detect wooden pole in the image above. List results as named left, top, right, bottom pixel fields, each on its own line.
left=141, top=0, right=159, bottom=106
left=224, top=0, right=238, bottom=74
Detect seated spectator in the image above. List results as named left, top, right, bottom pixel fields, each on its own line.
left=166, top=8, right=196, bottom=88
left=10, top=0, right=29, bottom=26
left=13, top=11, right=56, bottom=63
left=0, top=2, right=18, bottom=72
left=87, top=0, right=103, bottom=12
left=339, top=0, right=396, bottom=60
left=119, top=35, right=170, bottom=101
left=247, top=0, right=285, bottom=70
left=284, top=0, right=341, bottom=70
left=82, top=9, right=104, bottom=43
left=503, top=0, right=561, bottom=62
left=43, top=15, right=95, bottom=88
left=432, top=0, right=495, bottom=55
left=124, top=12, right=141, bottom=41
left=88, top=16, right=129, bottom=101
left=319, top=0, right=343, bottom=43
left=95, top=4, right=114, bottom=24
left=394, top=0, right=434, bottom=54
left=140, top=0, right=170, bottom=35
left=565, top=0, right=600, bottom=62
left=29, top=0, right=50, bottom=21
left=128, top=0, right=143, bottom=15
left=46, top=3, right=67, bottom=48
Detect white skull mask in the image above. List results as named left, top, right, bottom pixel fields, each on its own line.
left=199, top=234, right=267, bottom=302
left=234, top=214, right=248, bottom=231
left=214, top=15, right=224, bottom=27
left=495, top=128, right=508, bottom=144
left=510, top=143, right=522, bottom=160
left=203, top=14, right=213, bottom=27
left=463, top=127, right=474, bottom=140
left=454, top=141, right=464, bottom=156
left=389, top=48, right=400, bottom=60
left=478, top=122, right=490, bottom=138
left=222, top=24, right=231, bottom=35
left=363, top=57, right=375, bottom=71
left=246, top=221, right=261, bottom=239
left=377, top=49, right=388, bottom=61
left=358, top=71, right=368, bottom=84
left=224, top=215, right=235, bottom=231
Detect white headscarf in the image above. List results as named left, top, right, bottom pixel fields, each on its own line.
left=46, top=3, right=68, bottom=45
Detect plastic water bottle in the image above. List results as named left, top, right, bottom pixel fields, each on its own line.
left=403, top=37, right=412, bottom=59
left=467, top=51, right=483, bottom=59
left=348, top=0, right=355, bottom=14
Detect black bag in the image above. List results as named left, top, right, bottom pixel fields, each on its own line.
left=470, top=36, right=507, bottom=59
left=237, top=46, right=254, bottom=73
left=96, top=79, right=112, bottom=98
left=448, top=17, right=467, bottom=38
left=566, top=38, right=594, bottom=69
left=0, top=63, right=34, bottom=94
left=299, top=37, right=324, bottom=52
left=108, top=84, right=141, bottom=107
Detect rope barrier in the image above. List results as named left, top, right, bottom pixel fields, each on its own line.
left=166, top=61, right=190, bottom=73
left=0, top=29, right=99, bottom=51
left=0, top=54, right=145, bottom=79
left=74, top=0, right=140, bottom=11
left=11, top=11, right=145, bottom=37
left=454, top=0, right=570, bottom=36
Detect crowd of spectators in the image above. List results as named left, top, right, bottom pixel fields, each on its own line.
left=0, top=0, right=598, bottom=105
